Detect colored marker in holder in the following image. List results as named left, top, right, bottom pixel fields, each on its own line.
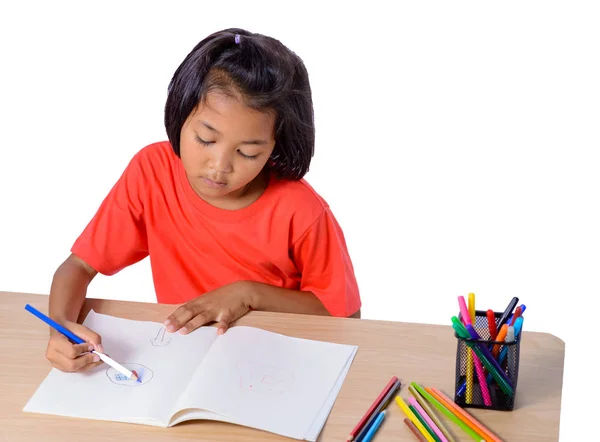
left=453, top=309, right=523, bottom=411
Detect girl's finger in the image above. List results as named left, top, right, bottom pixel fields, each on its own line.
left=67, top=342, right=96, bottom=359
left=215, top=311, right=235, bottom=335
left=50, top=333, right=93, bottom=357
left=78, top=358, right=104, bottom=372
left=216, top=322, right=229, bottom=335
left=70, top=325, right=103, bottom=352
left=164, top=303, right=201, bottom=332
left=179, top=311, right=214, bottom=335
left=70, top=352, right=101, bottom=371
left=51, top=348, right=100, bottom=372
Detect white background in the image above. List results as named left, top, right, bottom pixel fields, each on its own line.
left=1, top=1, right=598, bottom=439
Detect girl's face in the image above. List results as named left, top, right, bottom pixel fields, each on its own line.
left=179, top=91, right=276, bottom=208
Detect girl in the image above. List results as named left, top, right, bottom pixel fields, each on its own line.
left=46, top=28, right=361, bottom=373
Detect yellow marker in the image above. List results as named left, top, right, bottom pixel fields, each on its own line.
left=465, top=350, right=474, bottom=403
left=468, top=292, right=476, bottom=324
left=395, top=395, right=436, bottom=442
left=466, top=292, right=476, bottom=404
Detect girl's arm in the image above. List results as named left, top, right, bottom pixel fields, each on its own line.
left=45, top=254, right=105, bottom=373
left=164, top=280, right=361, bottom=336
left=245, top=281, right=361, bottom=318
left=49, top=254, right=97, bottom=323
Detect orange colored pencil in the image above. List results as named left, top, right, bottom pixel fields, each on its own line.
left=427, top=387, right=503, bottom=442
left=492, top=324, right=509, bottom=357
left=404, top=418, right=428, bottom=441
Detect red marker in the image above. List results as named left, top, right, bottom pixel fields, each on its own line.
left=509, top=306, right=523, bottom=326
left=486, top=309, right=498, bottom=340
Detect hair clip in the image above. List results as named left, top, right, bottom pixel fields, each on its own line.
left=234, top=34, right=241, bottom=44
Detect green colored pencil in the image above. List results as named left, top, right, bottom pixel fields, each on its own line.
left=409, top=404, right=442, bottom=442
left=411, top=383, right=484, bottom=442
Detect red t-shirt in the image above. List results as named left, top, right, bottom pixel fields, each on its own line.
left=71, top=141, right=361, bottom=317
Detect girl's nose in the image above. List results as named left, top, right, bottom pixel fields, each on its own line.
left=209, top=148, right=233, bottom=174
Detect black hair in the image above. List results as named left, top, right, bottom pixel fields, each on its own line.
left=164, top=28, right=314, bottom=180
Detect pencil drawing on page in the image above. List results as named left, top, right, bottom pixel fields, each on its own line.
left=237, top=361, right=295, bottom=394
left=150, top=326, right=172, bottom=347
left=106, top=363, right=153, bottom=386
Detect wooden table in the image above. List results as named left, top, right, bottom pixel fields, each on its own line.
left=0, top=291, right=564, bottom=441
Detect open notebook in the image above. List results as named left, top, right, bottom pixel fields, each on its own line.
left=24, top=310, right=358, bottom=441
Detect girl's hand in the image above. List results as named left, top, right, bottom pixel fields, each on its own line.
left=164, top=281, right=253, bottom=335
left=45, top=321, right=104, bottom=372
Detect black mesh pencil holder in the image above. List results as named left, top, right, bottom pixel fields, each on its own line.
left=453, top=310, right=522, bottom=411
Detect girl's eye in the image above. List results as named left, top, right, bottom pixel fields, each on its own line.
left=196, top=135, right=257, bottom=160
left=195, top=135, right=213, bottom=146
left=238, top=150, right=258, bottom=160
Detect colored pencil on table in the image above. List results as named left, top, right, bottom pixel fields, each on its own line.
left=354, top=379, right=401, bottom=441
left=409, top=397, right=448, bottom=442
left=395, top=395, right=436, bottom=442
left=409, top=384, right=457, bottom=442
left=409, top=404, right=441, bottom=442
left=347, top=376, right=398, bottom=441
left=411, top=383, right=484, bottom=442
left=408, top=405, right=441, bottom=442
left=429, top=388, right=503, bottom=442
left=404, top=417, right=428, bottom=441
left=361, top=410, right=387, bottom=442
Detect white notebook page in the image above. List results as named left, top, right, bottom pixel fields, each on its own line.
left=175, top=326, right=357, bottom=440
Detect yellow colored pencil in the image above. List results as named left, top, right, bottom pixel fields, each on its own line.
left=409, top=384, right=457, bottom=442
left=395, top=395, right=436, bottom=442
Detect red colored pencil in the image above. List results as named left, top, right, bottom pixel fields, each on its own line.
left=347, top=376, right=398, bottom=441
left=486, top=309, right=498, bottom=340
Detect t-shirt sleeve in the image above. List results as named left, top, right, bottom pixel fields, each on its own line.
left=71, top=153, right=149, bottom=275
left=292, top=207, right=361, bottom=317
